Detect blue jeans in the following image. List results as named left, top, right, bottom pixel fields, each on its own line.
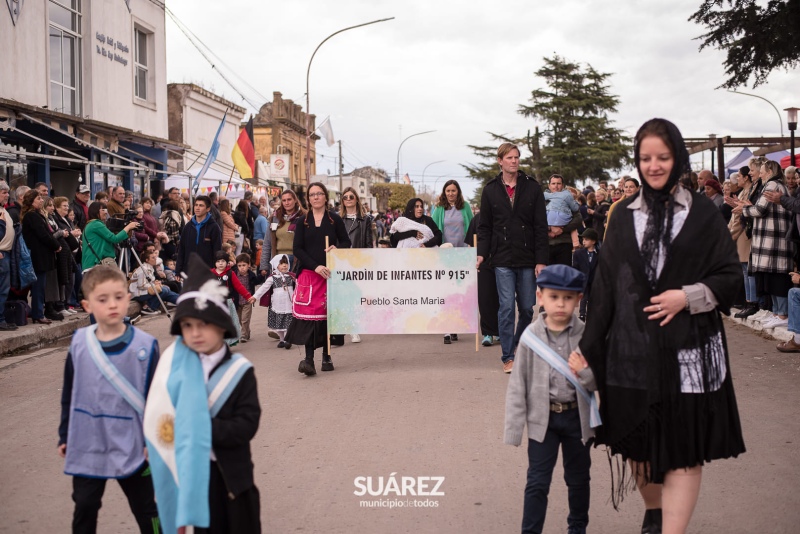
left=0, top=253, right=10, bottom=321
left=741, top=263, right=757, bottom=303
left=523, top=409, right=591, bottom=534
left=788, top=289, right=800, bottom=334
left=134, top=287, right=179, bottom=311
left=773, top=295, right=788, bottom=316
left=31, top=270, right=47, bottom=319
left=495, top=267, right=536, bottom=362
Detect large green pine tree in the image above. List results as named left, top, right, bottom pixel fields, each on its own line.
left=519, top=55, right=631, bottom=186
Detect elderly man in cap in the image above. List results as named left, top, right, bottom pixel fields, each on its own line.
left=72, top=184, right=91, bottom=230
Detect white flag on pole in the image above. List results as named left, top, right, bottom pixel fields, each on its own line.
left=318, top=116, right=335, bottom=147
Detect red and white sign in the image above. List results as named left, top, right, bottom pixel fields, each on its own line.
left=270, top=154, right=289, bottom=179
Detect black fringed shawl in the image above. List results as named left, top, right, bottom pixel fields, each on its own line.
left=579, top=190, right=746, bottom=504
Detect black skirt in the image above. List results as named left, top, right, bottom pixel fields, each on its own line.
left=285, top=318, right=328, bottom=348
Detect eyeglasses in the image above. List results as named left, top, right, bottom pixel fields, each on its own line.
left=342, top=195, right=355, bottom=200
left=308, top=192, right=325, bottom=198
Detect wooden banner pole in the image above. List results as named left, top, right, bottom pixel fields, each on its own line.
left=326, top=235, right=331, bottom=356
left=474, top=233, right=479, bottom=352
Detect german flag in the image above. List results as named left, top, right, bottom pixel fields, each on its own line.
left=232, top=116, right=255, bottom=179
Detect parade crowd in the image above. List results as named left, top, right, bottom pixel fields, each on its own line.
left=2, top=116, right=798, bottom=533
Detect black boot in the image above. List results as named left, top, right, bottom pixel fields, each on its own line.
left=734, top=303, right=758, bottom=319
left=321, top=354, right=334, bottom=372
left=45, top=302, right=64, bottom=321
left=641, top=508, right=662, bottom=534
left=298, top=358, right=316, bottom=376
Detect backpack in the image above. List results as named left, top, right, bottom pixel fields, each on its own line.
left=12, top=228, right=37, bottom=290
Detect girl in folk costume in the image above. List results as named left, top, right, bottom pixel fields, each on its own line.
left=580, top=119, right=745, bottom=534
left=143, top=253, right=262, bottom=534
left=253, top=254, right=296, bottom=349
left=284, top=182, right=351, bottom=375
left=212, top=250, right=255, bottom=346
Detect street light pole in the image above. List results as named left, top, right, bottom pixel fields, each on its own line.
left=304, top=17, right=394, bottom=184
left=727, top=90, right=784, bottom=136
left=786, top=107, right=798, bottom=164
left=421, top=160, right=445, bottom=189
left=395, top=130, right=436, bottom=182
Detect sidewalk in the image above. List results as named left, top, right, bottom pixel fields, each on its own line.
left=0, top=301, right=148, bottom=357
left=726, top=306, right=793, bottom=344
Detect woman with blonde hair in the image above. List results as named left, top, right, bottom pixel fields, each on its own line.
left=338, top=187, right=373, bottom=344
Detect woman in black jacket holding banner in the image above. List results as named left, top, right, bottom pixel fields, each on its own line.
left=286, top=182, right=350, bottom=376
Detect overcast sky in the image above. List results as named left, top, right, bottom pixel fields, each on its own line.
left=164, top=0, right=797, bottom=197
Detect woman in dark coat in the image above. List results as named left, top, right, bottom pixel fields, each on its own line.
left=52, top=197, right=82, bottom=314
left=20, top=190, right=61, bottom=323
left=337, top=186, right=372, bottom=344
left=285, top=182, right=350, bottom=376
left=465, top=212, right=499, bottom=346
left=579, top=119, right=745, bottom=534
left=389, top=198, right=442, bottom=248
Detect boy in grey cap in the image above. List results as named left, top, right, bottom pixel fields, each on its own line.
left=504, top=264, right=600, bottom=534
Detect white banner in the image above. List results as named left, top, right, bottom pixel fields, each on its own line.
left=270, top=154, right=289, bottom=179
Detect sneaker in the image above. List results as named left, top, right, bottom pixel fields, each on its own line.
left=762, top=317, right=788, bottom=329
left=482, top=335, right=493, bottom=346
left=756, top=312, right=775, bottom=323
left=277, top=341, right=286, bottom=348
left=750, top=310, right=770, bottom=321
left=734, top=305, right=758, bottom=319
left=351, top=334, right=361, bottom=343
left=298, top=359, right=316, bottom=376
left=0, top=322, right=18, bottom=331
left=503, top=360, right=514, bottom=374
left=321, top=357, right=334, bottom=372
left=240, top=338, right=248, bottom=344
left=268, top=330, right=280, bottom=340
left=444, top=335, right=452, bottom=345
left=284, top=343, right=292, bottom=350
left=140, top=308, right=160, bottom=316
left=451, top=334, right=458, bottom=341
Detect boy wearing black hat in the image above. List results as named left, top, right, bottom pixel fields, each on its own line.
left=504, top=264, right=600, bottom=534
left=572, top=228, right=600, bottom=322
left=143, top=253, right=261, bottom=533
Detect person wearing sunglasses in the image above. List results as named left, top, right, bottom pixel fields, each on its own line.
left=337, top=187, right=373, bottom=344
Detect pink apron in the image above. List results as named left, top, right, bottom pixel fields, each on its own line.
left=292, top=269, right=327, bottom=320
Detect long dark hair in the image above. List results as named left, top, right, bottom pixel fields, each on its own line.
left=19, top=190, right=40, bottom=222
left=87, top=201, right=105, bottom=221
left=274, top=189, right=305, bottom=229
left=403, top=198, right=425, bottom=222
left=338, top=187, right=365, bottom=218
left=437, top=179, right=465, bottom=210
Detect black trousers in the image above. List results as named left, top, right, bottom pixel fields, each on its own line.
left=478, top=266, right=499, bottom=336
left=548, top=242, right=573, bottom=267
left=71, top=462, right=160, bottom=534
left=196, top=461, right=261, bottom=534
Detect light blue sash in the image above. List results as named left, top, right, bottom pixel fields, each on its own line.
left=207, top=353, right=253, bottom=417
left=520, top=329, right=602, bottom=428
left=84, top=324, right=145, bottom=416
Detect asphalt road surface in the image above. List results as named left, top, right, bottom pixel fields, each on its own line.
left=1, top=311, right=798, bottom=533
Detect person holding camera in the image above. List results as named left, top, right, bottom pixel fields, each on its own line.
left=81, top=202, right=139, bottom=272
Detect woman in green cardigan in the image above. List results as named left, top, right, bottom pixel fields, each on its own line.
left=81, top=201, right=139, bottom=272
left=431, top=179, right=474, bottom=344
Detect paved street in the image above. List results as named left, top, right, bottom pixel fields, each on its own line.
left=1, top=311, right=799, bottom=533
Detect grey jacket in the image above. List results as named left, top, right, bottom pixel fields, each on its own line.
left=504, top=314, right=596, bottom=446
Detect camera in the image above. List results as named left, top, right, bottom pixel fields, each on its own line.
left=107, top=209, right=142, bottom=233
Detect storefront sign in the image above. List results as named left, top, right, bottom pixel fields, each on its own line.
left=327, top=248, right=478, bottom=335
left=270, top=154, right=289, bottom=179
left=95, top=31, right=129, bottom=66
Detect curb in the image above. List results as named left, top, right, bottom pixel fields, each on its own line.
left=0, top=314, right=91, bottom=357
left=725, top=308, right=793, bottom=343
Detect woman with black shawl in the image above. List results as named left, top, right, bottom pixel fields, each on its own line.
left=579, top=119, right=745, bottom=534
left=389, top=198, right=442, bottom=248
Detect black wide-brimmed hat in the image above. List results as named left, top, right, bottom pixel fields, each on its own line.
left=170, top=253, right=237, bottom=339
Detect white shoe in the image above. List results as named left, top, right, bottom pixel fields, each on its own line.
left=351, top=334, right=361, bottom=343
left=763, top=317, right=788, bottom=329
left=756, top=312, right=775, bottom=323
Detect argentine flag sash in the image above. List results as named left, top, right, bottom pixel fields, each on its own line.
left=207, top=353, right=253, bottom=417
left=144, top=338, right=211, bottom=534
left=520, top=329, right=602, bottom=428
left=85, top=324, right=145, bottom=415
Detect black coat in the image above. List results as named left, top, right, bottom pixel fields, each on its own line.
left=71, top=199, right=88, bottom=230
left=21, top=211, right=60, bottom=272
left=210, top=350, right=261, bottom=497
left=176, top=215, right=222, bottom=273
left=477, top=171, right=549, bottom=267
left=572, top=247, right=599, bottom=291
left=342, top=213, right=374, bottom=249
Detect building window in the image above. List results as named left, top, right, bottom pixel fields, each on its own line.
left=49, top=0, right=81, bottom=115
left=134, top=27, right=149, bottom=101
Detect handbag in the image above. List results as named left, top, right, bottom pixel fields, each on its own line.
left=85, top=239, right=118, bottom=269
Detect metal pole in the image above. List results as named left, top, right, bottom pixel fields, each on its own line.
left=727, top=90, right=784, bottom=136
left=421, top=160, right=445, bottom=188
left=338, top=140, right=343, bottom=199
left=305, top=18, right=395, bottom=184
left=395, top=130, right=436, bottom=183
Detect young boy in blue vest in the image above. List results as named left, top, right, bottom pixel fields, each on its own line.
left=504, top=264, right=601, bottom=534
left=144, top=253, right=261, bottom=534
left=57, top=265, right=161, bottom=533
